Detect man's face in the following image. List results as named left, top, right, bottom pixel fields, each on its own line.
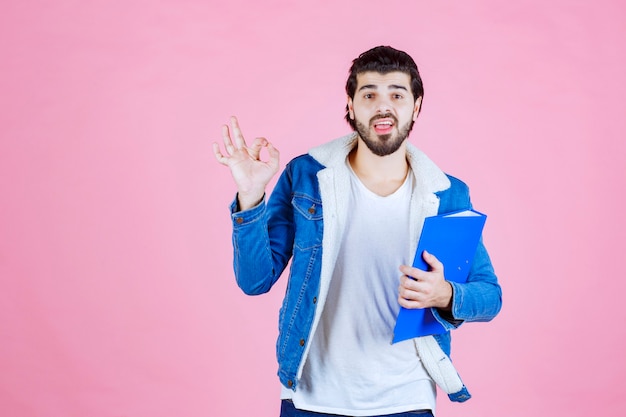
left=347, top=71, right=421, bottom=157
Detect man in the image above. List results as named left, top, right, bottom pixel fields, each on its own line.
left=213, top=46, right=502, bottom=417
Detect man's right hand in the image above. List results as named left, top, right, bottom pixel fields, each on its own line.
left=213, top=116, right=280, bottom=210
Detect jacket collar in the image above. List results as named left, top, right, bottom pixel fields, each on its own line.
left=308, top=133, right=451, bottom=194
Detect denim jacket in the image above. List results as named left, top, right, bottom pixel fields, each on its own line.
left=230, top=134, right=502, bottom=403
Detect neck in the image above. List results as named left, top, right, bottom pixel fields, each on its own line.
left=348, top=139, right=409, bottom=196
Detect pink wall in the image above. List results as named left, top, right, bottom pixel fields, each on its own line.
left=1, top=1, right=625, bottom=416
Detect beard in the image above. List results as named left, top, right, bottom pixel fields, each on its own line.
left=355, top=114, right=414, bottom=157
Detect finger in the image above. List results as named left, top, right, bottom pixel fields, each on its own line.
left=229, top=116, right=247, bottom=149
left=398, top=296, right=425, bottom=309
left=397, top=282, right=426, bottom=307
left=399, top=264, right=426, bottom=281
left=398, top=297, right=413, bottom=309
left=422, top=250, right=444, bottom=273
left=247, top=137, right=268, bottom=160
left=266, top=142, right=280, bottom=172
left=221, top=124, right=236, bottom=154
left=399, top=274, right=422, bottom=292
left=212, top=142, right=229, bottom=165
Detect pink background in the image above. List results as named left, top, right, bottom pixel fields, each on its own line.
left=1, top=1, right=625, bottom=416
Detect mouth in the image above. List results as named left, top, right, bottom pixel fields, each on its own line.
left=372, top=117, right=395, bottom=135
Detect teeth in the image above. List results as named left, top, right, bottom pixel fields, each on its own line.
left=375, top=121, right=392, bottom=126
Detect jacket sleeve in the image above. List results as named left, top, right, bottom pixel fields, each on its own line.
left=431, top=176, right=502, bottom=329
left=441, top=239, right=502, bottom=326
left=230, top=163, right=296, bottom=295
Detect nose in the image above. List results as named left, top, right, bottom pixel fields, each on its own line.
left=376, top=97, right=392, bottom=114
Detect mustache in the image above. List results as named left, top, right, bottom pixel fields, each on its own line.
left=370, top=113, right=398, bottom=124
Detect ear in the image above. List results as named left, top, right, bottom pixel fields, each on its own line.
left=413, top=97, right=422, bottom=121
left=347, top=96, right=355, bottom=120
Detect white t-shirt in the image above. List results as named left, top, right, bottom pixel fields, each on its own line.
left=282, top=164, right=436, bottom=416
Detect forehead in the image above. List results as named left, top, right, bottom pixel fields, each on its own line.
left=355, top=71, right=411, bottom=90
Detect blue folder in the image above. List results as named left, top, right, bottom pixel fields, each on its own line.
left=392, top=209, right=487, bottom=344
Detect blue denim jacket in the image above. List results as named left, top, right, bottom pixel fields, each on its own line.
left=230, top=134, right=502, bottom=403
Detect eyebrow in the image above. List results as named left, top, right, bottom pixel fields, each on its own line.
left=358, top=84, right=409, bottom=92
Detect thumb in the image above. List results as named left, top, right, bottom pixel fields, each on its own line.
left=422, top=250, right=444, bottom=273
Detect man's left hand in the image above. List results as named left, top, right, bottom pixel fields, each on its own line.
left=398, top=250, right=453, bottom=311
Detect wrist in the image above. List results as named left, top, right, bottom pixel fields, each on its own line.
left=237, top=191, right=264, bottom=211
left=438, top=281, right=454, bottom=311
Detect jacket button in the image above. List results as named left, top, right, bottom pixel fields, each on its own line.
left=308, top=206, right=315, bottom=214
left=313, top=297, right=317, bottom=304
left=287, top=380, right=293, bottom=388
left=299, top=339, right=305, bottom=347
left=235, top=217, right=244, bottom=224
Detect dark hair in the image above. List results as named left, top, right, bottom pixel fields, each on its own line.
left=345, top=45, right=424, bottom=129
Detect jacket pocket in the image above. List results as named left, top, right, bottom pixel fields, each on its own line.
left=291, top=193, right=323, bottom=250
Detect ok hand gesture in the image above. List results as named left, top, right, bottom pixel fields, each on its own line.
left=213, top=116, right=280, bottom=210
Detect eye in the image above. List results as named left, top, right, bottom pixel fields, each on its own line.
left=393, top=93, right=404, bottom=99
left=364, top=93, right=374, bottom=99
